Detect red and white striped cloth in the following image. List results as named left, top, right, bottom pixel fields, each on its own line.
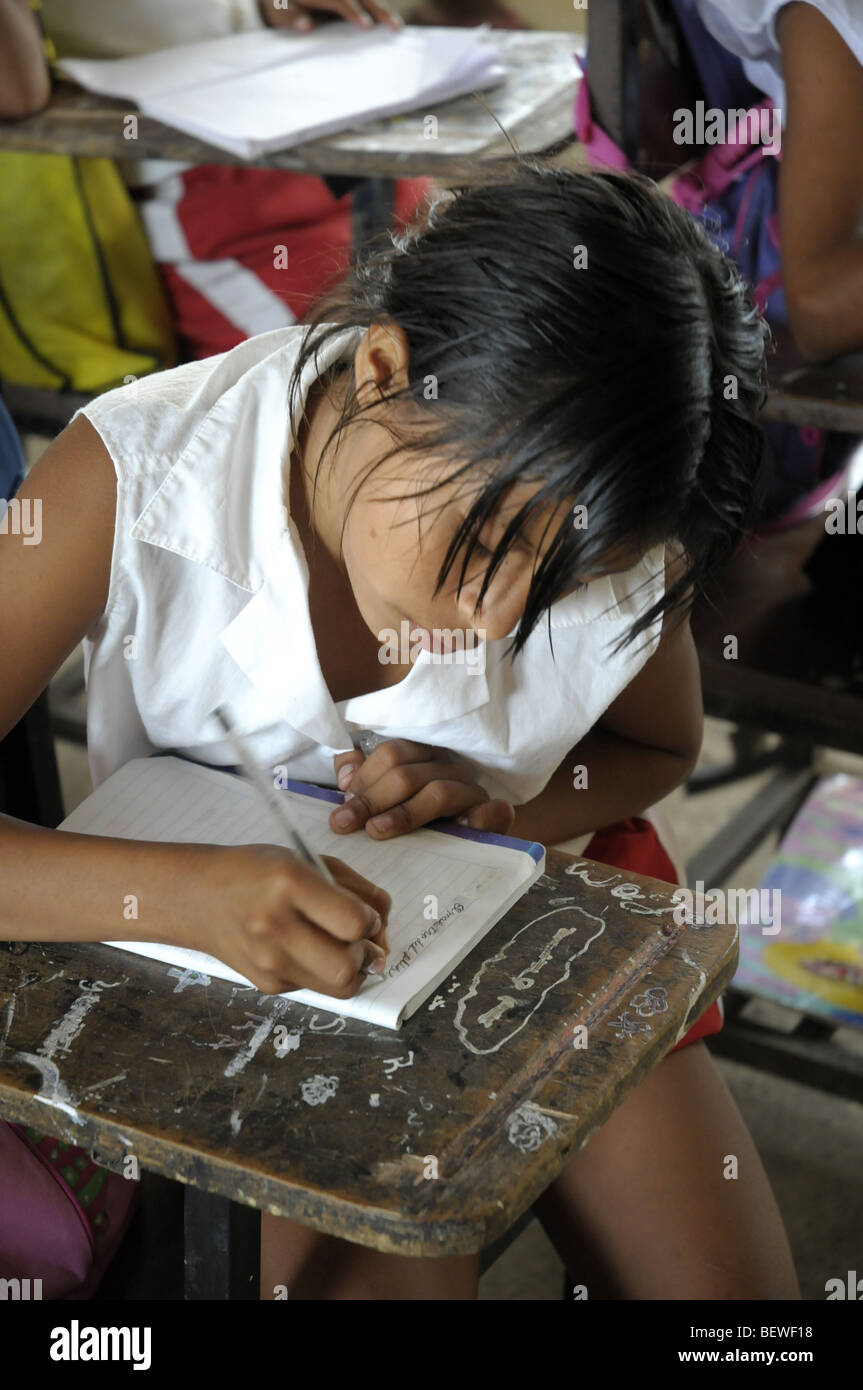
left=138, top=166, right=433, bottom=359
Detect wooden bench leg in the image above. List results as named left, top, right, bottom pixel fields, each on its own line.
left=685, top=761, right=818, bottom=888
left=183, top=1187, right=260, bottom=1300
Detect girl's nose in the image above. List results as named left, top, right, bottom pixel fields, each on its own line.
left=455, top=584, right=526, bottom=643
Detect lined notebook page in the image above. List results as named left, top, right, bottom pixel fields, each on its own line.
left=59, top=757, right=544, bottom=1028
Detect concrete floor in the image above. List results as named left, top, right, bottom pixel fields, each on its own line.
left=53, top=717, right=863, bottom=1301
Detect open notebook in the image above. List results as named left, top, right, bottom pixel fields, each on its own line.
left=56, top=25, right=506, bottom=159
left=59, top=757, right=544, bottom=1029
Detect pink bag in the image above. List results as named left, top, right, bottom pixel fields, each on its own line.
left=0, top=1119, right=140, bottom=1299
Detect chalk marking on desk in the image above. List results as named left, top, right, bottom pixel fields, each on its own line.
left=230, top=1072, right=269, bottom=1134
left=192, top=1033, right=241, bottom=1052
left=167, top=967, right=212, bottom=994
left=300, top=1074, right=339, bottom=1106
left=228, top=985, right=256, bottom=1006
left=453, top=906, right=606, bottom=1056
left=14, top=1052, right=82, bottom=1125
left=563, top=862, right=678, bottom=918
left=274, top=1029, right=302, bottom=1058
left=506, top=1102, right=559, bottom=1153
left=526, top=1103, right=577, bottom=1122
left=369, top=1093, right=380, bottom=1106
left=608, top=1011, right=651, bottom=1040
left=678, top=949, right=707, bottom=997
left=224, top=1012, right=276, bottom=1078
left=669, top=949, right=711, bottom=1044
left=308, top=1013, right=346, bottom=1033
left=382, top=1052, right=414, bottom=1076
left=81, top=1073, right=127, bottom=1097
left=1, top=998, right=15, bottom=1055
left=0, top=967, right=61, bottom=1055
left=37, top=979, right=119, bottom=1060
left=629, top=986, right=669, bottom=1017
left=147, top=1057, right=172, bottom=1064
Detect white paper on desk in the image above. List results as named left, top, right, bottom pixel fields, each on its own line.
left=56, top=25, right=506, bottom=158
left=59, top=757, right=544, bottom=1030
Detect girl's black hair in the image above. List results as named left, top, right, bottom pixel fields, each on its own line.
left=287, top=158, right=769, bottom=658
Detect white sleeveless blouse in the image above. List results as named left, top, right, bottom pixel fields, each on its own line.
left=75, top=324, right=665, bottom=807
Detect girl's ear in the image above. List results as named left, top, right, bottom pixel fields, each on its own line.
left=355, top=318, right=411, bottom=406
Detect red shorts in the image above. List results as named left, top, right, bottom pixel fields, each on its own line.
left=582, top=817, right=724, bottom=1052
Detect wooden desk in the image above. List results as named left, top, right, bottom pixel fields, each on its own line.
left=0, top=31, right=582, bottom=179
left=0, top=847, right=734, bottom=1299
left=763, top=330, right=863, bottom=436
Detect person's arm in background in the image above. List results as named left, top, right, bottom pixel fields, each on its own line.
left=0, top=0, right=50, bottom=117
left=258, top=0, right=402, bottom=33
left=778, top=2, right=863, bottom=362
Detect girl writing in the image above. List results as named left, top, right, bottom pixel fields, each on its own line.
left=0, top=162, right=800, bottom=1299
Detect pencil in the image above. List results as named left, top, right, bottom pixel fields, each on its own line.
left=213, top=704, right=336, bottom=885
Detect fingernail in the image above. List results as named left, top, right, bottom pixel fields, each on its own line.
left=333, top=806, right=358, bottom=828
left=337, top=765, right=354, bottom=790
left=369, top=813, right=393, bottom=833
left=363, top=943, right=386, bottom=974
left=294, top=15, right=313, bottom=29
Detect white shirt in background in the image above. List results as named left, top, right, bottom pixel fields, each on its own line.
left=693, top=0, right=863, bottom=118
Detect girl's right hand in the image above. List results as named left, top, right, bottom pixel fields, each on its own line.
left=179, top=845, right=391, bottom=998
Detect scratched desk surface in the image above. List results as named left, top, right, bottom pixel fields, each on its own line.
left=0, top=31, right=582, bottom=179
left=0, top=849, right=735, bottom=1257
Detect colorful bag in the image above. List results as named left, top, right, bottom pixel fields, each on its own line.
left=574, top=3, right=853, bottom=526
left=0, top=152, right=177, bottom=393
left=0, top=1120, right=140, bottom=1299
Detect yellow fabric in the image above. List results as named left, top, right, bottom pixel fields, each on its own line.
left=0, top=153, right=177, bottom=392
left=28, top=0, right=56, bottom=64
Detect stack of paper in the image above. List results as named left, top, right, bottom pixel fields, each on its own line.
left=57, top=24, right=506, bottom=159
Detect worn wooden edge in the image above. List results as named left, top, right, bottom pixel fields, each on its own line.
left=392, top=927, right=740, bottom=1252
left=762, top=390, right=863, bottom=434
left=0, top=29, right=581, bottom=179
left=0, top=917, right=737, bottom=1257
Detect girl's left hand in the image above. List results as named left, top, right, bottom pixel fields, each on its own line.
left=330, top=740, right=515, bottom=838
left=258, top=0, right=403, bottom=32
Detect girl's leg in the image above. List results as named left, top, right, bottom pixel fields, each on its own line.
left=532, top=1041, right=801, bottom=1300
left=260, top=1214, right=480, bottom=1300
